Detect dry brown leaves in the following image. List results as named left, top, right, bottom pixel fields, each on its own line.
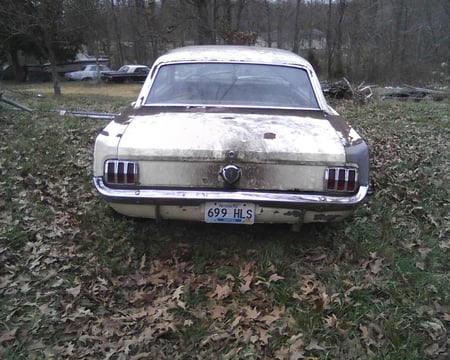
left=1, top=98, right=449, bottom=359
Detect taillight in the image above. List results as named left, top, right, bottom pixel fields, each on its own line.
left=104, top=160, right=138, bottom=185
left=325, top=167, right=358, bottom=192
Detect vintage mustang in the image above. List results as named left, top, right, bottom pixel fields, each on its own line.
left=93, top=45, right=369, bottom=228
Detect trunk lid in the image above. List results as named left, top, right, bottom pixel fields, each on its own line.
left=118, top=111, right=345, bottom=164
left=116, top=111, right=346, bottom=190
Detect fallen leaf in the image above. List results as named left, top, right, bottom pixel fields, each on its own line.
left=300, top=276, right=318, bottom=295
left=424, top=343, right=440, bottom=357
left=239, top=278, right=252, bottom=294
left=244, top=306, right=260, bottom=320
left=415, top=261, right=425, bottom=270
left=26, top=339, right=46, bottom=351
left=306, top=338, right=325, bottom=351
left=418, top=246, right=431, bottom=259
left=324, top=314, right=338, bottom=328
left=260, top=313, right=278, bottom=325
left=128, top=291, right=155, bottom=306
left=258, top=328, right=271, bottom=345
left=139, top=254, right=146, bottom=270
left=64, top=342, right=75, bottom=356
left=231, top=315, right=241, bottom=329
left=0, top=328, right=18, bottom=343
left=268, top=273, right=284, bottom=283
left=361, top=253, right=384, bottom=274
left=209, top=283, right=232, bottom=300
left=314, top=291, right=330, bottom=310
left=210, top=305, right=227, bottom=320
left=288, top=332, right=304, bottom=349
left=239, top=262, right=256, bottom=279
left=242, top=328, right=253, bottom=343
left=359, top=324, right=377, bottom=348
left=172, top=285, right=184, bottom=301
left=66, top=284, right=81, bottom=298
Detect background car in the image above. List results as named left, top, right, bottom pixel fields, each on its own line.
left=101, top=65, right=150, bottom=83
left=64, top=64, right=111, bottom=81
left=93, top=45, right=369, bottom=229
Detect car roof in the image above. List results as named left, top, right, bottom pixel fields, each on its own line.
left=138, top=45, right=333, bottom=113
left=154, top=45, right=313, bottom=68
left=122, top=64, right=149, bottom=69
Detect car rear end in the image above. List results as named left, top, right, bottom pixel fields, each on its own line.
left=93, top=46, right=369, bottom=226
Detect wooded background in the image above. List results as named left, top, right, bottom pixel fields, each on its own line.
left=1, top=0, right=449, bottom=85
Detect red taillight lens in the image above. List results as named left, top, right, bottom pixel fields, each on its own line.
left=127, top=162, right=136, bottom=184
left=104, top=160, right=138, bottom=185
left=106, top=162, right=116, bottom=184
left=117, top=162, right=125, bottom=183
left=325, top=167, right=358, bottom=192
left=327, top=169, right=336, bottom=190
left=347, top=169, right=356, bottom=191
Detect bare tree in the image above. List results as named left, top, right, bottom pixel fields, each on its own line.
left=1, top=0, right=448, bottom=85
left=292, top=0, right=302, bottom=53
left=109, top=0, right=125, bottom=66
left=0, top=0, right=82, bottom=95
left=263, top=0, right=273, bottom=47
left=324, top=0, right=346, bottom=79
left=187, top=0, right=215, bottom=44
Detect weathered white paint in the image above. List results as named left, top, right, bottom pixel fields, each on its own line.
left=93, top=45, right=369, bottom=224
left=93, top=121, right=126, bottom=176
left=132, top=161, right=327, bottom=190
left=108, top=111, right=346, bottom=190
left=108, top=203, right=352, bottom=224
left=117, top=112, right=345, bottom=163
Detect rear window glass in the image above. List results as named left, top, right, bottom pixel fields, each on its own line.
left=145, top=62, right=319, bottom=109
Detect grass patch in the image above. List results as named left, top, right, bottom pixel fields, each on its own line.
left=0, top=84, right=449, bottom=359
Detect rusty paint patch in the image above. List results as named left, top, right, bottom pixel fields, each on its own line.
left=328, top=115, right=363, bottom=146
left=264, top=132, right=276, bottom=140
left=313, top=214, right=343, bottom=222
left=225, top=150, right=238, bottom=160
left=114, top=105, right=136, bottom=124
left=117, top=106, right=329, bottom=123
left=282, top=210, right=303, bottom=218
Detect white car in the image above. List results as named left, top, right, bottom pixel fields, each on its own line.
left=93, top=46, right=369, bottom=228
left=65, top=64, right=111, bottom=81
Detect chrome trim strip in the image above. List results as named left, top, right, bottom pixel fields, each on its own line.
left=94, top=177, right=368, bottom=210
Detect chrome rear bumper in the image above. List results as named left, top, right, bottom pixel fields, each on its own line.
left=93, top=177, right=368, bottom=211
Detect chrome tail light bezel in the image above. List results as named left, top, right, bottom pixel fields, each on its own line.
left=104, top=160, right=139, bottom=186
left=325, top=167, right=359, bottom=193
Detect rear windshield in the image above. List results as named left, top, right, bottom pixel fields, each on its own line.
left=145, top=62, right=319, bottom=109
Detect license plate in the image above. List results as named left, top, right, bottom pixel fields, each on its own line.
left=205, top=202, right=255, bottom=224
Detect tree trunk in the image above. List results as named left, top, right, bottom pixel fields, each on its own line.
left=110, top=0, right=124, bottom=66
left=326, top=0, right=333, bottom=79
left=334, top=0, right=346, bottom=78
left=48, top=48, right=61, bottom=96
left=42, top=25, right=61, bottom=96
left=195, top=0, right=215, bottom=44
left=292, top=0, right=302, bottom=53
left=264, top=0, right=272, bottom=47
left=9, top=50, right=25, bottom=82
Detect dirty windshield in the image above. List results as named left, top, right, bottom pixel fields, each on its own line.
left=145, top=63, right=319, bottom=109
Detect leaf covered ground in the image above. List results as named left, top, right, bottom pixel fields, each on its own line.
left=0, top=85, right=449, bottom=359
